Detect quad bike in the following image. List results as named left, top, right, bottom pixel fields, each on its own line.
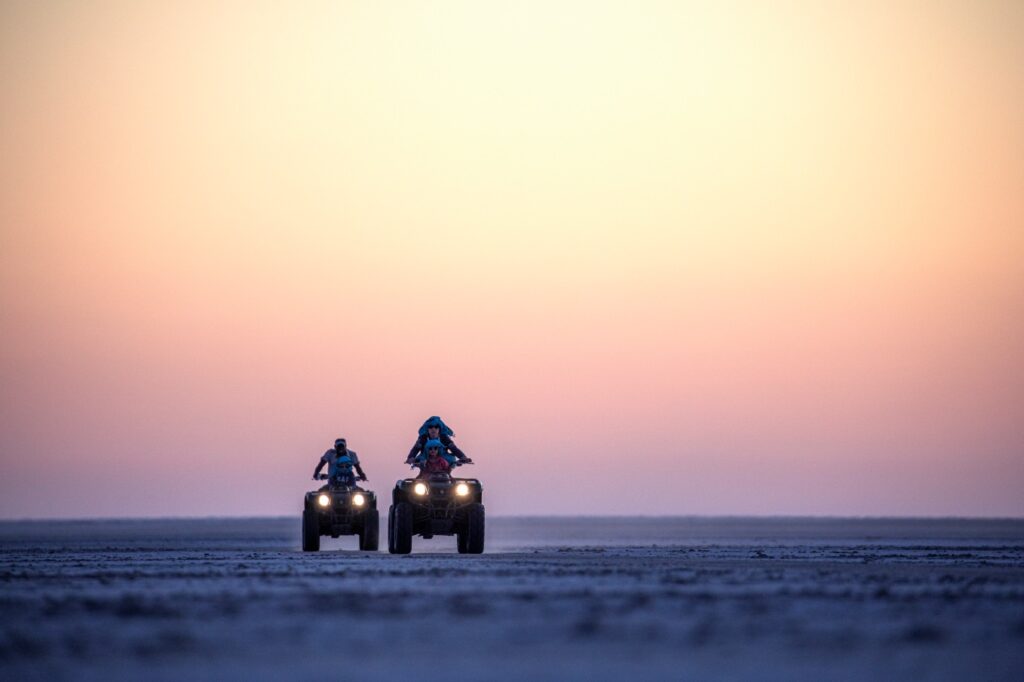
left=387, top=461, right=484, bottom=554
left=302, top=475, right=379, bottom=552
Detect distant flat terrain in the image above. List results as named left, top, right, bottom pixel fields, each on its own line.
left=2, top=517, right=1022, bottom=680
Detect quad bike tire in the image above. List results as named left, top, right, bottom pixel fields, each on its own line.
left=302, top=509, right=320, bottom=552
left=387, top=505, right=395, bottom=552
left=465, top=503, right=485, bottom=554
left=359, top=509, right=380, bottom=551
left=389, top=503, right=413, bottom=555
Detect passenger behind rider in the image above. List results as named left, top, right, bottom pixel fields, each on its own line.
left=406, top=416, right=472, bottom=465
left=312, top=438, right=368, bottom=489
left=415, top=439, right=451, bottom=479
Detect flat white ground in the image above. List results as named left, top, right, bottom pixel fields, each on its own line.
left=1, top=518, right=1022, bottom=680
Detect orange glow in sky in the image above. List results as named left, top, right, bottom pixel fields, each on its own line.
left=1, top=1, right=1022, bottom=518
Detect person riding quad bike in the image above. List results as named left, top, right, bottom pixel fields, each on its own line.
left=389, top=441, right=483, bottom=554
left=303, top=437, right=378, bottom=552
left=313, top=438, right=368, bottom=489
left=414, top=439, right=452, bottom=479
left=405, top=416, right=471, bottom=465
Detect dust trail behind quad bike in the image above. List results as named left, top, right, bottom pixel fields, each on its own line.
left=2, top=517, right=1023, bottom=681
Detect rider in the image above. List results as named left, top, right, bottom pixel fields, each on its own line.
left=405, top=416, right=471, bottom=465
left=415, top=439, right=452, bottom=479
left=313, top=438, right=368, bottom=489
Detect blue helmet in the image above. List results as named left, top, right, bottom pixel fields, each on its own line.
left=418, top=416, right=454, bottom=437
left=330, top=453, right=354, bottom=477
left=424, top=439, right=444, bottom=454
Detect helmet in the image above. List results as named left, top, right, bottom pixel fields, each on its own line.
left=424, top=439, right=443, bottom=454
left=418, top=417, right=454, bottom=437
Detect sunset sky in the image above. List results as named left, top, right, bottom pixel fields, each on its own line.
left=1, top=1, right=1022, bottom=518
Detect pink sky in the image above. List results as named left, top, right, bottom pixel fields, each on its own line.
left=1, top=1, right=1022, bottom=518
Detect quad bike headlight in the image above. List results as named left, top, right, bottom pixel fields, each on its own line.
left=317, top=494, right=330, bottom=507
left=455, top=482, right=470, bottom=497
left=413, top=482, right=428, bottom=496
left=352, top=493, right=365, bottom=507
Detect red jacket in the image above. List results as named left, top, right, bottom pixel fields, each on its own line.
left=422, top=455, right=450, bottom=474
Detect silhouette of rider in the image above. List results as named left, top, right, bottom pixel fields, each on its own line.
left=415, top=439, right=452, bottom=479
left=313, top=438, right=368, bottom=488
left=406, top=416, right=471, bottom=465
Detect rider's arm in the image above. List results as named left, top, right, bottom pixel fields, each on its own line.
left=343, top=450, right=367, bottom=480
left=441, top=434, right=468, bottom=461
left=406, top=435, right=425, bottom=462
left=313, top=451, right=331, bottom=479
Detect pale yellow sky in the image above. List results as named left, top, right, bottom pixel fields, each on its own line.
left=1, top=1, right=1022, bottom=517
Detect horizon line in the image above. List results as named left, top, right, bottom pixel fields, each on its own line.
left=2, top=513, right=1023, bottom=524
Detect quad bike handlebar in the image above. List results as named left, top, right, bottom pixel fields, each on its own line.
left=313, top=473, right=368, bottom=481
left=408, top=459, right=473, bottom=471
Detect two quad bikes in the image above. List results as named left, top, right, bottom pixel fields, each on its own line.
left=301, top=465, right=485, bottom=554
